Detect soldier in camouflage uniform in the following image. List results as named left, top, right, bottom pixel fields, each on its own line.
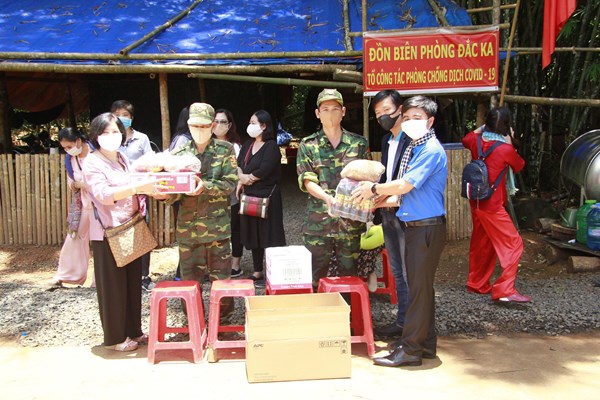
left=155, top=103, right=238, bottom=314
left=296, top=89, right=370, bottom=286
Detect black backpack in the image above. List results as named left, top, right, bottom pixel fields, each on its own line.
left=461, top=135, right=508, bottom=201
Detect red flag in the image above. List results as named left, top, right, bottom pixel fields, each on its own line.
left=542, top=0, right=577, bottom=69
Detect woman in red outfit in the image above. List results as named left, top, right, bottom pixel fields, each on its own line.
left=462, top=107, right=530, bottom=303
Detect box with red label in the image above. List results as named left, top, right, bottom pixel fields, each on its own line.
left=265, top=246, right=313, bottom=290
left=131, top=172, right=196, bottom=194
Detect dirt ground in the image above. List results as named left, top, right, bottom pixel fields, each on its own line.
left=0, top=230, right=568, bottom=286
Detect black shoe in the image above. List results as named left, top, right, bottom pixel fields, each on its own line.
left=373, top=347, right=422, bottom=367
left=231, top=268, right=243, bottom=278
left=247, top=274, right=265, bottom=288
left=387, top=340, right=436, bottom=359
left=374, top=323, right=403, bottom=337
left=141, top=276, right=155, bottom=292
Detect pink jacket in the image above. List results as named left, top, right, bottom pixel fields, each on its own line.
left=82, top=152, right=139, bottom=241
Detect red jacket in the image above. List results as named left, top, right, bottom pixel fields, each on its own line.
left=462, top=131, right=525, bottom=212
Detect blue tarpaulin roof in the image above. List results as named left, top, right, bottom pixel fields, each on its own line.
left=0, top=0, right=472, bottom=66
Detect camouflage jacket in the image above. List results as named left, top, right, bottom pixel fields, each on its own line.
left=296, top=129, right=370, bottom=237
left=168, top=138, right=238, bottom=243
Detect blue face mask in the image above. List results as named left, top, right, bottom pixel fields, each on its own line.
left=118, top=117, right=132, bottom=129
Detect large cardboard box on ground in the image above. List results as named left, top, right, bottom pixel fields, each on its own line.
left=245, top=293, right=351, bottom=383
left=265, top=245, right=312, bottom=290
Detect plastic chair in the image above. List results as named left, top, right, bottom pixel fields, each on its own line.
left=207, top=279, right=255, bottom=362
left=147, top=280, right=207, bottom=364
left=318, top=276, right=375, bottom=356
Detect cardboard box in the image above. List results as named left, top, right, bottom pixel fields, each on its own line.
left=265, top=246, right=313, bottom=290
left=245, top=293, right=351, bottom=383
left=131, top=172, right=196, bottom=194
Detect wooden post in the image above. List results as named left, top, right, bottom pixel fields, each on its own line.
left=567, top=256, right=600, bottom=273
left=363, top=97, right=370, bottom=146
left=198, top=78, right=207, bottom=102
left=476, top=101, right=487, bottom=127
left=65, top=79, right=77, bottom=129
left=159, top=73, right=171, bottom=151
left=0, top=73, right=11, bottom=153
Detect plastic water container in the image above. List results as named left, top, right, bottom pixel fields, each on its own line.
left=586, top=204, right=600, bottom=250
left=576, top=199, right=596, bottom=244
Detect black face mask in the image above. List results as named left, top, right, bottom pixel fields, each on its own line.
left=377, top=109, right=400, bottom=131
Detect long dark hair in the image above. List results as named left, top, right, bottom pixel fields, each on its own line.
left=58, top=127, right=88, bottom=143
left=174, top=106, right=190, bottom=135
left=253, top=110, right=275, bottom=141
left=215, top=108, right=241, bottom=145
left=88, top=113, right=126, bottom=150
left=484, top=106, right=511, bottom=136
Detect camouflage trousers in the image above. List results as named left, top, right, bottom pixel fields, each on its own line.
left=178, top=238, right=233, bottom=318
left=303, top=233, right=361, bottom=287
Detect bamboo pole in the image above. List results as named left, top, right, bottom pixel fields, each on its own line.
left=426, top=0, right=450, bottom=26
left=34, top=155, right=42, bottom=244
left=189, top=73, right=363, bottom=92
left=119, top=0, right=203, bottom=55
left=362, top=0, right=367, bottom=34
left=25, top=155, right=33, bottom=244
left=7, top=153, right=15, bottom=244
left=342, top=0, right=353, bottom=51
left=467, top=4, right=517, bottom=13
left=363, top=97, right=370, bottom=149
left=0, top=50, right=362, bottom=61
left=0, top=62, right=358, bottom=75
left=159, top=73, right=171, bottom=151
left=503, top=94, right=600, bottom=107
left=333, top=68, right=363, bottom=83
left=0, top=155, right=8, bottom=244
left=500, top=47, right=600, bottom=54
left=349, top=23, right=511, bottom=37
left=42, top=155, right=49, bottom=245
left=500, top=0, right=521, bottom=106
left=15, top=154, right=28, bottom=244
left=60, top=154, right=68, bottom=239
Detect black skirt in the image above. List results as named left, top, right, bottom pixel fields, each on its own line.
left=239, top=186, right=286, bottom=249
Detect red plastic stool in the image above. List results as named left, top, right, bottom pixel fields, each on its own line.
left=265, top=281, right=313, bottom=295
left=361, top=249, right=398, bottom=304
left=207, top=279, right=255, bottom=362
left=318, top=276, right=375, bottom=356
left=147, top=280, right=207, bottom=364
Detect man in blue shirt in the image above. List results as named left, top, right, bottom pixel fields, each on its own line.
left=353, top=95, right=447, bottom=367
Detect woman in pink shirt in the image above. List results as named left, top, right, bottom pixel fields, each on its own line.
left=83, top=113, right=156, bottom=352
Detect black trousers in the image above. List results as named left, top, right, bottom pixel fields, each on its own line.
left=92, top=240, right=143, bottom=346
left=400, top=223, right=446, bottom=357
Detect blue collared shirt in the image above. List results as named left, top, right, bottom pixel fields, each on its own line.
left=396, top=136, right=447, bottom=222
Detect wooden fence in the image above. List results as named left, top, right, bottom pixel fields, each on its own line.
left=0, top=154, right=174, bottom=246
left=371, top=145, right=473, bottom=241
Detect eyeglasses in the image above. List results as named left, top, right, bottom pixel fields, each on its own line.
left=215, top=120, right=230, bottom=125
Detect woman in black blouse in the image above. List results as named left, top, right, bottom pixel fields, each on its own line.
left=237, top=110, right=286, bottom=286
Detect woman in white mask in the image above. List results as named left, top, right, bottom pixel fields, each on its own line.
left=110, top=100, right=155, bottom=291
left=48, top=128, right=96, bottom=290
left=237, top=110, right=286, bottom=286
left=213, top=109, right=245, bottom=278
left=82, top=112, right=157, bottom=352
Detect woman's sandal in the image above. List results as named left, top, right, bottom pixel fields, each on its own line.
left=105, top=338, right=138, bottom=352
left=132, top=333, right=148, bottom=345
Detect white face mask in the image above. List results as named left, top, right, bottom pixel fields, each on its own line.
left=97, top=133, right=122, bottom=152
left=66, top=143, right=82, bottom=156
left=213, top=123, right=229, bottom=138
left=247, top=124, right=263, bottom=138
left=401, top=119, right=430, bottom=140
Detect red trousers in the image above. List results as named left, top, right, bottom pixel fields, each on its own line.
left=467, top=206, right=523, bottom=299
